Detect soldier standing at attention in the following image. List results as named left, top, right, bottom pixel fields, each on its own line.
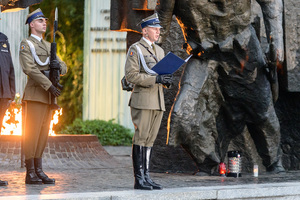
left=19, top=8, right=67, bottom=184
left=0, top=31, right=16, bottom=186
left=125, top=13, right=173, bottom=190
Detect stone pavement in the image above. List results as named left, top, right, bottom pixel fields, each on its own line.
left=0, top=146, right=300, bottom=199
left=0, top=135, right=120, bottom=169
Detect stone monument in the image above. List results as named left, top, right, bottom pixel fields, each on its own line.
left=110, top=0, right=300, bottom=174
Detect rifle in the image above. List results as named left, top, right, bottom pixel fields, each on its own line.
left=49, top=7, right=63, bottom=110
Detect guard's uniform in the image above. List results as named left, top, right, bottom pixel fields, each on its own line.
left=19, top=7, right=67, bottom=185
left=0, top=32, right=15, bottom=132
left=20, top=35, right=67, bottom=160
left=125, top=13, right=170, bottom=190
left=125, top=38, right=165, bottom=147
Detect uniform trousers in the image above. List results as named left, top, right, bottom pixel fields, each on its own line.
left=131, top=107, right=163, bottom=147
left=23, top=101, right=52, bottom=159
left=0, top=98, right=10, bottom=133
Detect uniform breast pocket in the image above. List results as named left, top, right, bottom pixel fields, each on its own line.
left=144, top=56, right=156, bottom=68
left=36, top=50, right=48, bottom=62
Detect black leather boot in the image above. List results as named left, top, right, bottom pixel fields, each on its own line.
left=132, top=145, right=152, bottom=190
left=34, top=158, right=55, bottom=184
left=0, top=180, right=8, bottom=186
left=25, top=158, right=42, bottom=184
left=143, top=146, right=163, bottom=190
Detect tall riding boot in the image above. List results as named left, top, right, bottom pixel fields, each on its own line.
left=0, top=179, right=8, bottom=186
left=132, top=144, right=152, bottom=190
left=34, top=158, right=55, bottom=184
left=143, top=146, right=163, bottom=190
left=25, top=158, right=42, bottom=184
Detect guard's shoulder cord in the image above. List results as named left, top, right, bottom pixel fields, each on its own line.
left=139, top=42, right=159, bottom=63
left=135, top=44, right=157, bottom=76
left=26, top=40, right=50, bottom=66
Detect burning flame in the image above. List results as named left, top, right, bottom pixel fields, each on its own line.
left=1, top=94, right=62, bottom=136
left=1, top=107, right=22, bottom=136
left=49, top=108, right=63, bottom=136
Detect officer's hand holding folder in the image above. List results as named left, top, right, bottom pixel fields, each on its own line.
left=121, top=52, right=192, bottom=91
left=152, top=52, right=192, bottom=75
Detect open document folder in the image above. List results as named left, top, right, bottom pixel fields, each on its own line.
left=151, top=52, right=192, bottom=75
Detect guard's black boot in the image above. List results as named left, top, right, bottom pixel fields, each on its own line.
left=25, top=158, right=42, bottom=184
left=143, top=146, right=163, bottom=190
left=0, top=180, right=8, bottom=186
left=34, top=158, right=55, bottom=184
left=132, top=145, right=153, bottom=190
left=267, top=159, right=286, bottom=174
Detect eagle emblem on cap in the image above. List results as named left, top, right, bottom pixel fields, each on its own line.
left=2, top=43, right=7, bottom=48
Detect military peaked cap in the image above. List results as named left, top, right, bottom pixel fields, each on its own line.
left=25, top=8, right=48, bottom=24
left=138, top=13, right=162, bottom=29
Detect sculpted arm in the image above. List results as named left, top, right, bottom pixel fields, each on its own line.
left=257, top=0, right=284, bottom=62
left=156, top=0, right=175, bottom=44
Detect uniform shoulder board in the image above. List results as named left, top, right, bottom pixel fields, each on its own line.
left=128, top=43, right=139, bottom=57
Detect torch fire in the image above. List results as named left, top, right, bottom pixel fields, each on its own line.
left=0, top=94, right=62, bottom=136
left=1, top=106, right=22, bottom=136
left=49, top=108, right=63, bottom=136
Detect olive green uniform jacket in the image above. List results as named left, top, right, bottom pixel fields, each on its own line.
left=125, top=38, right=165, bottom=111
left=19, top=36, right=67, bottom=104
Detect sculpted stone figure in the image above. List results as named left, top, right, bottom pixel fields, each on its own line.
left=156, top=0, right=285, bottom=174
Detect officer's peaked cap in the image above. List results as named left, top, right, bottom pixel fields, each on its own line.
left=25, top=8, right=48, bottom=24
left=138, top=13, right=162, bottom=29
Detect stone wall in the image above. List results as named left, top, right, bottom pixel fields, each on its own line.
left=284, top=0, right=300, bottom=92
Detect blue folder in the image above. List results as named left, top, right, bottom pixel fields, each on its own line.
left=151, top=52, right=189, bottom=75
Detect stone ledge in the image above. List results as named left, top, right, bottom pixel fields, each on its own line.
left=1, top=181, right=300, bottom=200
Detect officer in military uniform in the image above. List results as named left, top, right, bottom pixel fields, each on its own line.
left=19, top=8, right=67, bottom=184
left=0, top=31, right=15, bottom=186
left=125, top=13, right=173, bottom=190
